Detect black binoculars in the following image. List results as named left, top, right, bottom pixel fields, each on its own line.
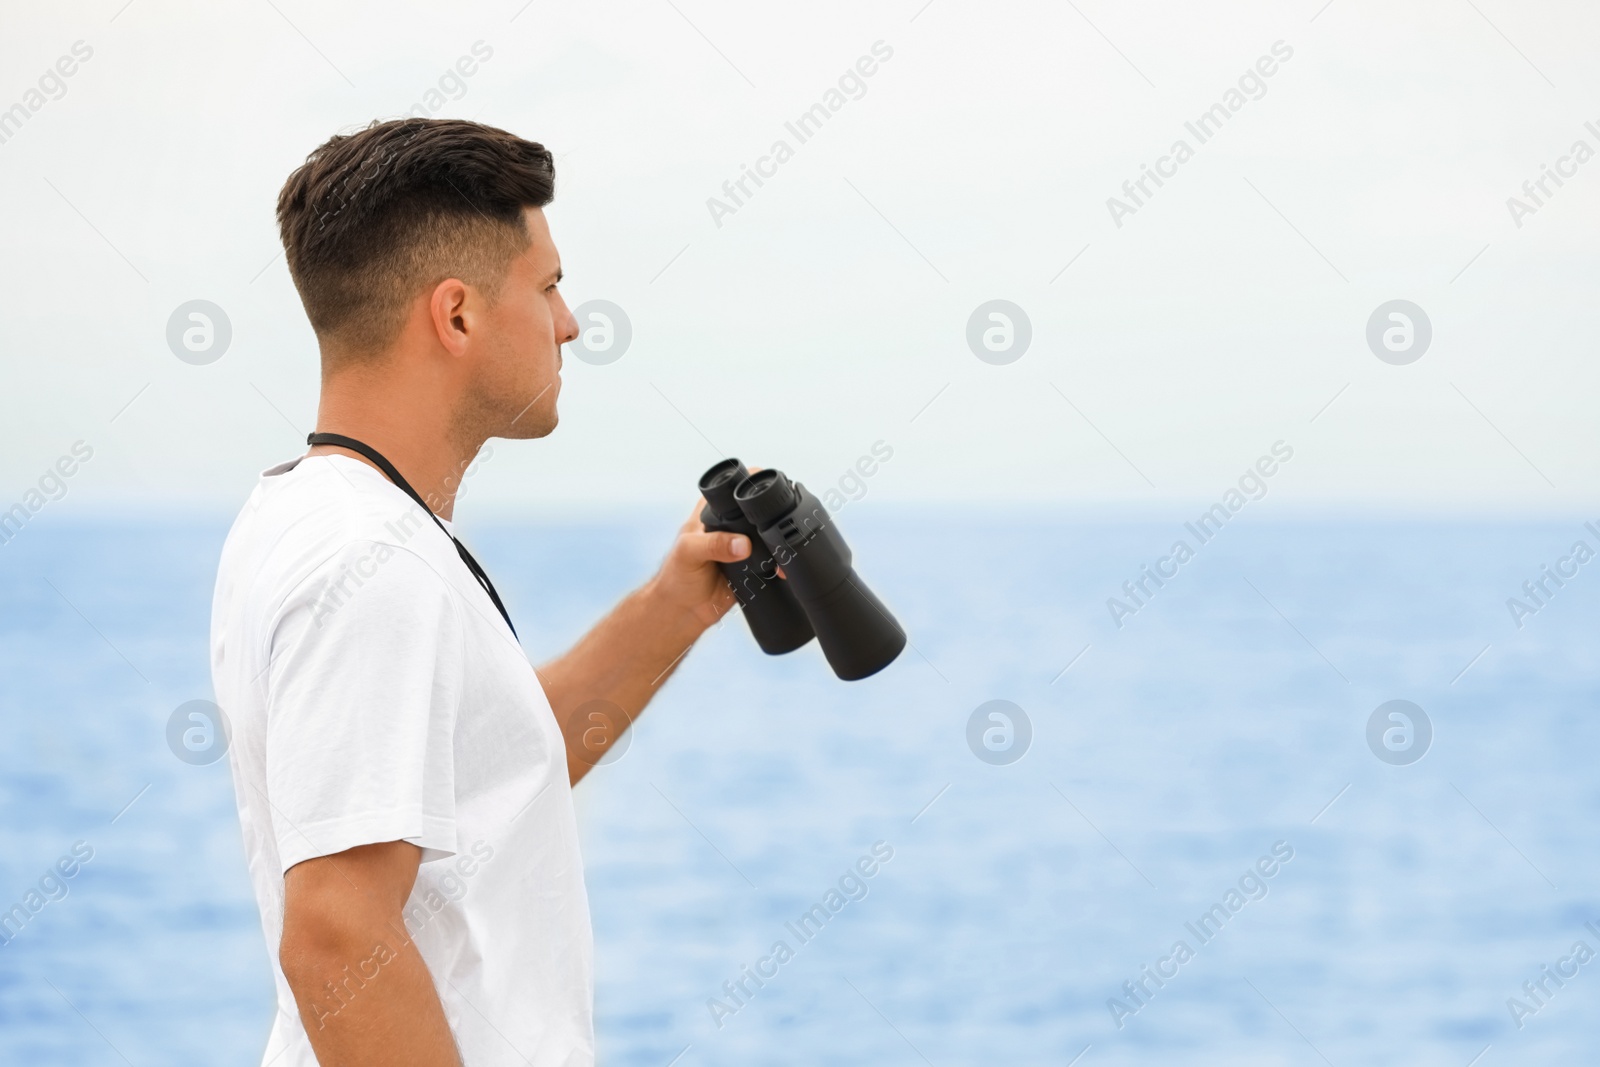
left=698, top=459, right=906, bottom=681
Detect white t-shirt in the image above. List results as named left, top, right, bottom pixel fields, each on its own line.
left=210, top=453, right=594, bottom=1067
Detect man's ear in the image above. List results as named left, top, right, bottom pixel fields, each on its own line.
left=428, top=278, right=472, bottom=357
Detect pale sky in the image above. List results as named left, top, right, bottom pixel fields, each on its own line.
left=1, top=0, right=1595, bottom=518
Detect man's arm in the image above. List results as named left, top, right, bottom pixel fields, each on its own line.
left=280, top=841, right=460, bottom=1066
left=537, top=498, right=755, bottom=785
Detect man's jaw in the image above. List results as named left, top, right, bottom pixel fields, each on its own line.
left=508, top=378, right=558, bottom=433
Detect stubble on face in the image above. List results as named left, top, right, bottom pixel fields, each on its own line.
left=454, top=208, right=565, bottom=448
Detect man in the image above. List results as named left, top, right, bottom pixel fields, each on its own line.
left=210, top=117, right=756, bottom=1066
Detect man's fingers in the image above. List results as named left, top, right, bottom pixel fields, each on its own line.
left=681, top=529, right=751, bottom=564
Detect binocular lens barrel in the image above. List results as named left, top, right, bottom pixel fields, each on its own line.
left=700, top=459, right=906, bottom=681
left=698, top=460, right=814, bottom=656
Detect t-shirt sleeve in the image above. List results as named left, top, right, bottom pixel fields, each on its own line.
left=264, top=541, right=465, bottom=873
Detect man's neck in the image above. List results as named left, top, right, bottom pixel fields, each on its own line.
left=309, top=367, right=482, bottom=521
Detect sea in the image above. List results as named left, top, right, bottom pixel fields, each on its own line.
left=1, top=507, right=1596, bottom=1065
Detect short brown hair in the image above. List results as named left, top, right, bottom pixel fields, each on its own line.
left=276, top=118, right=555, bottom=358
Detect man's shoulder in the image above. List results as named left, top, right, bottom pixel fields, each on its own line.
left=219, top=455, right=450, bottom=603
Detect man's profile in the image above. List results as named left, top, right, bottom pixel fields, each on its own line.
left=209, top=117, right=757, bottom=1067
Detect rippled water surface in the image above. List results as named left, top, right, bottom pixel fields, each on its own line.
left=1, top=509, right=1596, bottom=1065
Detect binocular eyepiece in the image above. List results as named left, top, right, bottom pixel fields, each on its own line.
left=698, top=459, right=906, bottom=681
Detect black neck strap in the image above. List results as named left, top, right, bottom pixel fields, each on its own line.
left=306, top=432, right=517, bottom=638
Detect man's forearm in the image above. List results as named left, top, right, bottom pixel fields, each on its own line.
left=537, top=575, right=711, bottom=783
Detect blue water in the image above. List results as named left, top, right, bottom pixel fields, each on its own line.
left=1, top=508, right=1597, bottom=1065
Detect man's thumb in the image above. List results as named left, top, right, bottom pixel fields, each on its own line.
left=696, top=532, right=751, bottom=563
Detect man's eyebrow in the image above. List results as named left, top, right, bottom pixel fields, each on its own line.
left=547, top=267, right=564, bottom=285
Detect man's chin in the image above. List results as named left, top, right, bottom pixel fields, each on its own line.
left=501, top=376, right=560, bottom=439
left=504, top=406, right=557, bottom=441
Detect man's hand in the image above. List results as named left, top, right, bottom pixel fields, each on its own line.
left=537, top=482, right=781, bottom=786
left=645, top=496, right=758, bottom=630
left=280, top=842, right=461, bottom=1066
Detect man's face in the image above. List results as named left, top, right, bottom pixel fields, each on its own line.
left=473, top=206, right=577, bottom=440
